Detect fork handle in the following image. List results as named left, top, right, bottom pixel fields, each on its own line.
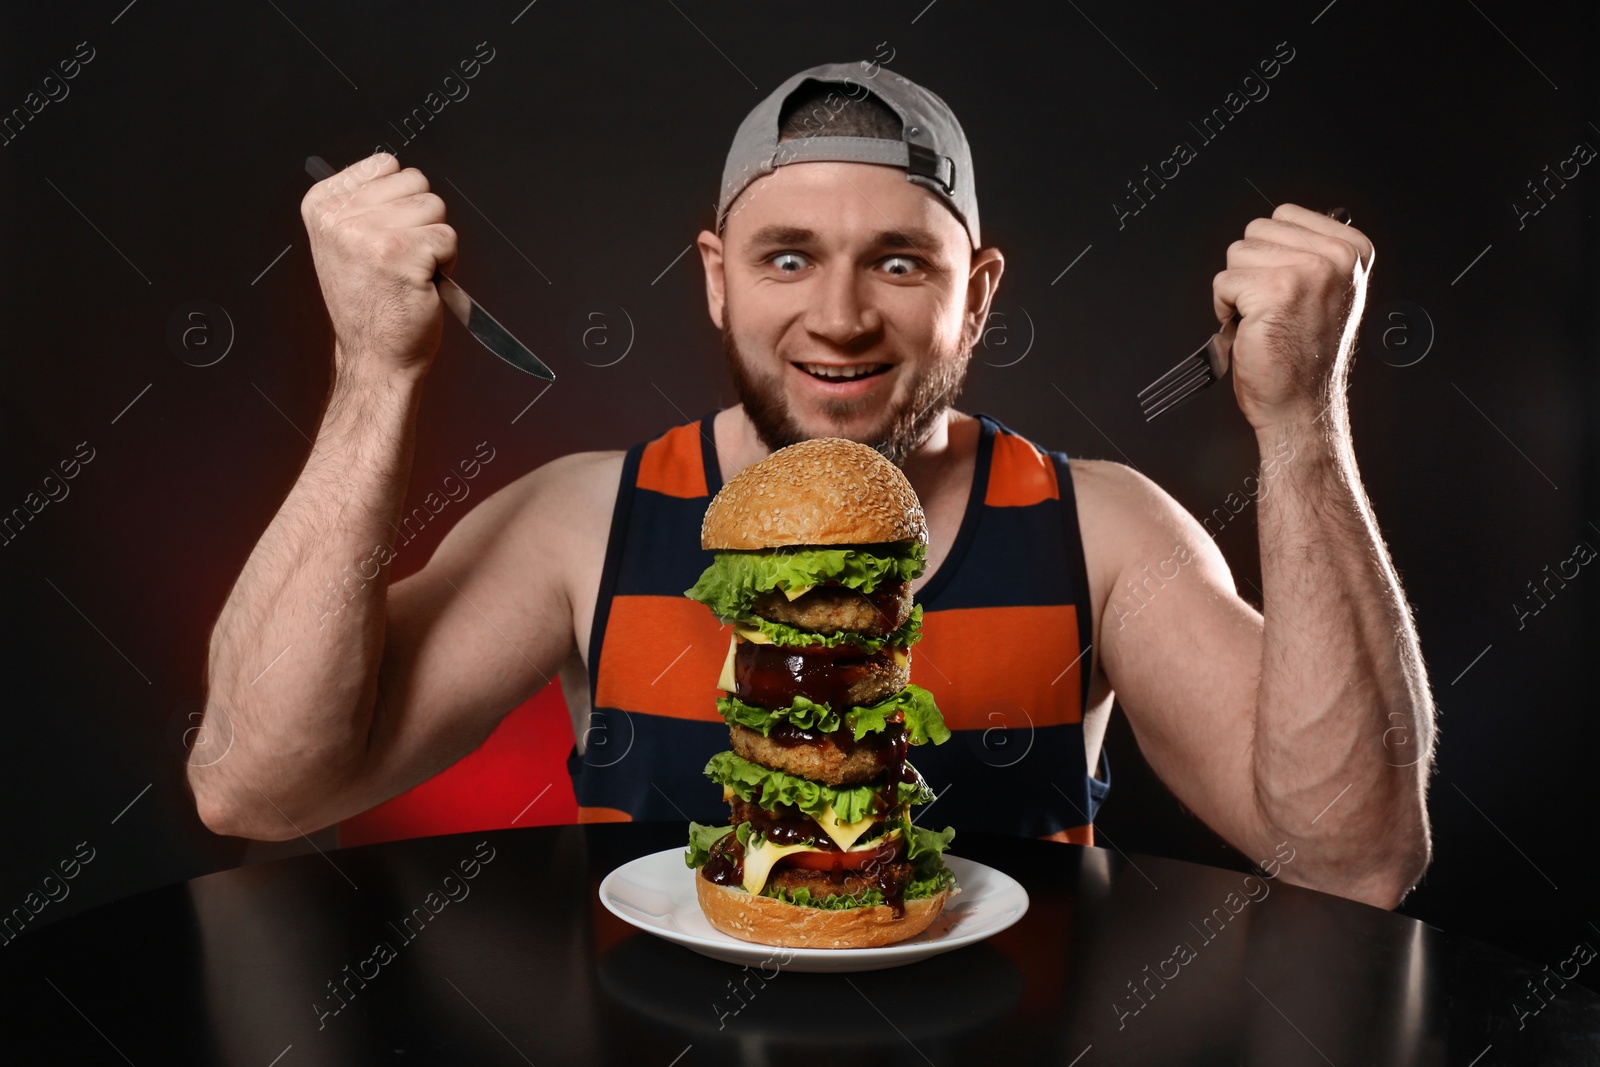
left=1207, top=313, right=1241, bottom=379
left=1212, top=209, right=1346, bottom=378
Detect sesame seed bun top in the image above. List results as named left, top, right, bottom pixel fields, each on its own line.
left=700, top=438, right=928, bottom=550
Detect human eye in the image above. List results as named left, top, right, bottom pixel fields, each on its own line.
left=769, top=252, right=809, bottom=274
left=880, top=255, right=920, bottom=276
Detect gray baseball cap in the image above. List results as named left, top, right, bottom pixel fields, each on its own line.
left=715, top=61, right=981, bottom=248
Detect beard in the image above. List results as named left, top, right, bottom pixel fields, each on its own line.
left=720, top=301, right=972, bottom=467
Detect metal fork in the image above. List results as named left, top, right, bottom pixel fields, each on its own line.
left=1138, top=314, right=1239, bottom=421
left=1139, top=207, right=1351, bottom=421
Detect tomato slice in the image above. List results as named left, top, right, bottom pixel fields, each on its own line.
left=778, top=835, right=902, bottom=871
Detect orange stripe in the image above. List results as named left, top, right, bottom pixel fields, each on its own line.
left=1043, top=824, right=1095, bottom=846
left=594, top=596, right=730, bottom=721
left=984, top=432, right=1059, bottom=507
left=636, top=422, right=709, bottom=498
left=911, top=605, right=1083, bottom=730
left=577, top=805, right=634, bottom=824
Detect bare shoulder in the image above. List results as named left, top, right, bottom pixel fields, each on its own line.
left=1068, top=458, right=1191, bottom=538
left=490, top=449, right=626, bottom=546
left=1066, top=459, right=1229, bottom=586
left=420, top=448, right=626, bottom=582
left=520, top=449, right=627, bottom=504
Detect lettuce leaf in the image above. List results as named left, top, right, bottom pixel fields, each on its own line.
left=761, top=866, right=957, bottom=910
left=685, top=544, right=927, bottom=622
left=684, top=821, right=735, bottom=868
left=718, top=693, right=843, bottom=735
left=905, top=866, right=959, bottom=899
left=734, top=604, right=923, bottom=652
left=843, top=685, right=951, bottom=746
left=883, top=814, right=956, bottom=882
left=764, top=885, right=884, bottom=910
left=902, top=820, right=956, bottom=877
left=703, top=750, right=935, bottom=822
left=717, top=684, right=951, bottom=747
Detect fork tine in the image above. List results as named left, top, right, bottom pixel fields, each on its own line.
left=1142, top=370, right=1215, bottom=420
left=1136, top=359, right=1202, bottom=400
left=1137, top=353, right=1209, bottom=399
left=1143, top=386, right=1199, bottom=421
left=1143, top=387, right=1199, bottom=421
left=1145, top=371, right=1216, bottom=415
left=1141, top=363, right=1212, bottom=408
left=1145, top=364, right=1203, bottom=406
left=1140, top=363, right=1213, bottom=416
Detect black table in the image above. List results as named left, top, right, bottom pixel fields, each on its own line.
left=3, top=823, right=1596, bottom=1065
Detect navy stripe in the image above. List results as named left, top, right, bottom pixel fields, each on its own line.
left=912, top=723, right=1100, bottom=837
left=568, top=711, right=1102, bottom=835
left=613, top=491, right=721, bottom=599
left=925, top=500, right=1078, bottom=609
left=586, top=444, right=644, bottom=705
left=918, top=415, right=993, bottom=607
left=1056, top=452, right=1097, bottom=714
left=568, top=709, right=730, bottom=822
left=698, top=410, right=723, bottom=495
left=1091, top=746, right=1111, bottom=812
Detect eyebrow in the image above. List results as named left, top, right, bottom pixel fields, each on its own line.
left=745, top=225, right=948, bottom=259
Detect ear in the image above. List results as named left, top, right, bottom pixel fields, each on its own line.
left=963, top=246, right=1005, bottom=349
left=697, top=229, right=726, bottom=330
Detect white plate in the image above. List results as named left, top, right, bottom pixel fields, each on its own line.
left=597, top=848, right=1029, bottom=973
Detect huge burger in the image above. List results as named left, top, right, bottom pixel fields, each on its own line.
left=683, top=438, right=957, bottom=949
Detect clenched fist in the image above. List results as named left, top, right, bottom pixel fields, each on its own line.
left=300, top=152, right=457, bottom=379
left=1213, top=203, right=1375, bottom=432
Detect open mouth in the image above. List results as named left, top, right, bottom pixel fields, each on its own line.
left=797, top=362, right=891, bottom=382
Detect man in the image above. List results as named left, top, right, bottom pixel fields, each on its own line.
left=191, top=61, right=1433, bottom=908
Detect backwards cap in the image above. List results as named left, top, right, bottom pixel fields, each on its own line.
left=715, top=60, right=981, bottom=248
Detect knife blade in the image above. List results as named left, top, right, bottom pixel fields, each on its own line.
left=430, top=269, right=556, bottom=380
left=304, top=156, right=555, bottom=381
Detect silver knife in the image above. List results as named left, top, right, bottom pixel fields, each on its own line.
left=305, top=156, right=555, bottom=381
left=430, top=269, right=555, bottom=380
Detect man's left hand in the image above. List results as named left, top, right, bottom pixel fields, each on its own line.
left=1213, top=203, right=1375, bottom=431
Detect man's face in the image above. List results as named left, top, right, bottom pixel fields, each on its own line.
left=705, top=160, right=999, bottom=464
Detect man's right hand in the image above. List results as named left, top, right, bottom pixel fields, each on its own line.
left=193, top=150, right=620, bottom=844
left=300, top=152, right=458, bottom=378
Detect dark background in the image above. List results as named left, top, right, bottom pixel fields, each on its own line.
left=3, top=0, right=1594, bottom=988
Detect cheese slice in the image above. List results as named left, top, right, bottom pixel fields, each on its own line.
left=812, top=803, right=879, bottom=852
left=733, top=625, right=773, bottom=645
left=740, top=837, right=814, bottom=894
left=781, top=583, right=815, bottom=601
left=717, top=634, right=738, bottom=692
left=738, top=827, right=903, bottom=895
left=892, top=648, right=910, bottom=669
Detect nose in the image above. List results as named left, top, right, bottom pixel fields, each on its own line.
left=802, top=264, right=880, bottom=347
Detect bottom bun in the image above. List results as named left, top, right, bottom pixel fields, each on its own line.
left=695, top=874, right=951, bottom=949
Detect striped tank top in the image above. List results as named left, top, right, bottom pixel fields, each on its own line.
left=569, top=412, right=1109, bottom=843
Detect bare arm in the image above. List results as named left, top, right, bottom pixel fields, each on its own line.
left=190, top=154, right=599, bottom=840
left=194, top=363, right=422, bottom=838
left=1249, top=406, right=1432, bottom=901
left=1091, top=205, right=1433, bottom=908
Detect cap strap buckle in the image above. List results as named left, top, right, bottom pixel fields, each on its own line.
left=904, top=142, right=956, bottom=194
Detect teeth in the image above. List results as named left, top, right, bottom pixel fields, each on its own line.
left=802, top=363, right=885, bottom=380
